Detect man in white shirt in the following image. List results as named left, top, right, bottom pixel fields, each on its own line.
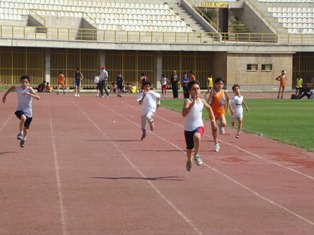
left=99, top=65, right=110, bottom=97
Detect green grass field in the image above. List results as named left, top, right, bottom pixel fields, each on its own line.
left=161, top=98, right=314, bottom=152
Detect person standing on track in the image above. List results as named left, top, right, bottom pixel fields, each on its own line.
left=170, top=70, right=179, bottom=98
left=207, top=77, right=230, bottom=152
left=2, top=75, right=40, bottom=148
left=99, top=65, right=110, bottom=98
left=57, top=71, right=66, bottom=95
left=73, top=68, right=84, bottom=97
left=137, top=81, right=160, bottom=141
left=229, top=84, right=249, bottom=139
left=116, top=71, right=124, bottom=98
left=182, top=80, right=216, bottom=172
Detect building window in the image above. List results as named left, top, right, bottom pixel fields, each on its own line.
left=261, top=64, right=272, bottom=71
left=247, top=64, right=258, bottom=72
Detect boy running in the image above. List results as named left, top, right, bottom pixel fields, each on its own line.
left=229, top=84, right=249, bottom=139
left=207, top=77, right=230, bottom=152
left=57, top=71, right=66, bottom=95
left=137, top=81, right=160, bottom=141
left=182, top=80, right=216, bottom=172
left=2, top=75, right=40, bottom=148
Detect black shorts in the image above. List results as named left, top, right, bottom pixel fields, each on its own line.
left=15, top=111, right=32, bottom=129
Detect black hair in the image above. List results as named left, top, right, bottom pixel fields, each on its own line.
left=214, top=77, right=224, bottom=84
left=20, top=75, right=30, bottom=82
left=143, top=81, right=151, bottom=87
left=187, top=80, right=200, bottom=91
left=232, top=84, right=240, bottom=90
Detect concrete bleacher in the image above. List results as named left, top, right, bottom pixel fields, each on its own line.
left=268, top=7, right=314, bottom=34
left=0, top=0, right=193, bottom=33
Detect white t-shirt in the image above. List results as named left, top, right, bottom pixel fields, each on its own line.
left=16, top=86, right=33, bottom=117
left=230, top=95, right=243, bottom=117
left=160, top=77, right=167, bottom=86
left=94, top=75, right=100, bottom=83
left=184, top=98, right=204, bottom=131
left=100, top=69, right=108, bottom=81
left=137, top=91, right=160, bottom=115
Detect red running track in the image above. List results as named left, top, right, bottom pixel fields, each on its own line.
left=0, top=92, right=313, bottom=235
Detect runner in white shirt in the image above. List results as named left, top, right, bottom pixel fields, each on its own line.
left=137, top=81, right=160, bottom=141
left=229, top=84, right=249, bottom=139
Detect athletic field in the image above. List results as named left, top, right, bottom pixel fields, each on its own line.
left=1, top=92, right=314, bottom=235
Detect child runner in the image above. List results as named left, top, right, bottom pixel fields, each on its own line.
left=73, top=68, right=84, bottom=97
left=57, top=71, right=66, bottom=95
left=182, top=80, right=216, bottom=172
left=275, top=70, right=287, bottom=99
left=229, top=84, right=249, bottom=139
left=2, top=75, right=40, bottom=148
left=208, top=77, right=230, bottom=152
left=137, top=81, right=160, bottom=141
left=160, top=74, right=169, bottom=98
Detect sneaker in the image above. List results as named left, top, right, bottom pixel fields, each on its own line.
left=149, top=121, right=154, bottom=131
left=214, top=143, right=220, bottom=152
left=218, top=122, right=225, bottom=135
left=74, top=93, right=77, bottom=97
left=17, top=132, right=23, bottom=140
left=20, top=139, right=26, bottom=148
left=141, top=130, right=147, bottom=141
left=194, top=154, right=203, bottom=166
left=236, top=133, right=240, bottom=138
left=186, top=161, right=192, bottom=172
left=77, top=94, right=80, bottom=97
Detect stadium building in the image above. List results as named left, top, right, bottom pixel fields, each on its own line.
left=0, top=0, right=314, bottom=91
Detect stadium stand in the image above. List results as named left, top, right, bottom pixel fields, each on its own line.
left=0, top=0, right=314, bottom=91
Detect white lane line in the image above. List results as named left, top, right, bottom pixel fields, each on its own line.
left=121, top=99, right=314, bottom=180
left=74, top=101, right=203, bottom=235
left=0, top=113, right=13, bottom=132
left=48, top=102, right=68, bottom=235
left=110, top=99, right=314, bottom=226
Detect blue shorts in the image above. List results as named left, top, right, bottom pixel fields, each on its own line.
left=184, top=126, right=204, bottom=150
left=15, top=111, right=32, bottom=129
left=75, top=80, right=80, bottom=87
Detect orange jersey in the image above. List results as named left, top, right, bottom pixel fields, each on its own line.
left=279, top=75, right=287, bottom=87
left=189, top=74, right=196, bottom=81
left=58, top=74, right=65, bottom=85
left=210, top=90, right=226, bottom=118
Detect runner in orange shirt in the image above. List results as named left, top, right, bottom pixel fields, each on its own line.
left=57, top=71, right=66, bottom=95
left=208, top=77, right=230, bottom=152
left=275, top=70, right=287, bottom=99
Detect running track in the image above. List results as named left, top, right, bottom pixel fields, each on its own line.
left=1, top=92, right=314, bottom=235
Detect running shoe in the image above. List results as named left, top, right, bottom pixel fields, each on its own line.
left=186, top=161, right=192, bottom=172
left=20, top=139, right=26, bottom=148
left=74, top=93, right=77, bottom=97
left=17, top=132, right=23, bottom=140
left=141, top=130, right=147, bottom=141
left=218, top=122, right=225, bottom=135
left=214, top=143, right=220, bottom=152
left=149, top=121, right=154, bottom=131
left=236, top=133, right=240, bottom=138
left=194, top=154, right=203, bottom=166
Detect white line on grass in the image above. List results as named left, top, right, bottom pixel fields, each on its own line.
left=48, top=101, right=68, bottom=235
left=74, top=101, right=203, bottom=235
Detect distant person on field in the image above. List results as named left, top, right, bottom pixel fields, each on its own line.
left=73, top=68, right=84, bottom=97
left=94, top=72, right=100, bottom=97
left=170, top=70, right=179, bottom=98
left=116, top=71, right=124, bottom=97
left=45, top=82, right=52, bottom=93
left=275, top=70, right=287, bottom=99
left=205, top=73, right=213, bottom=98
left=137, top=81, right=160, bottom=141
left=189, top=70, right=196, bottom=82
left=140, top=72, right=148, bottom=92
left=207, top=77, right=230, bottom=152
left=57, top=71, right=66, bottom=95
left=182, top=80, right=216, bottom=172
left=37, top=80, right=46, bottom=93
left=160, top=74, right=169, bottom=98
left=182, top=72, right=190, bottom=99
left=295, top=75, right=303, bottom=95
left=99, top=65, right=110, bottom=98
left=229, top=84, right=249, bottom=139
left=2, top=75, right=40, bottom=148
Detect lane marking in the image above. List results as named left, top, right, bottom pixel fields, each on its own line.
left=102, top=99, right=314, bottom=226
left=0, top=113, right=13, bottom=132
left=74, top=101, right=203, bottom=235
left=48, top=101, right=68, bottom=235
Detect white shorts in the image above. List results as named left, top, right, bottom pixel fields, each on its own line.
left=231, top=113, right=243, bottom=123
